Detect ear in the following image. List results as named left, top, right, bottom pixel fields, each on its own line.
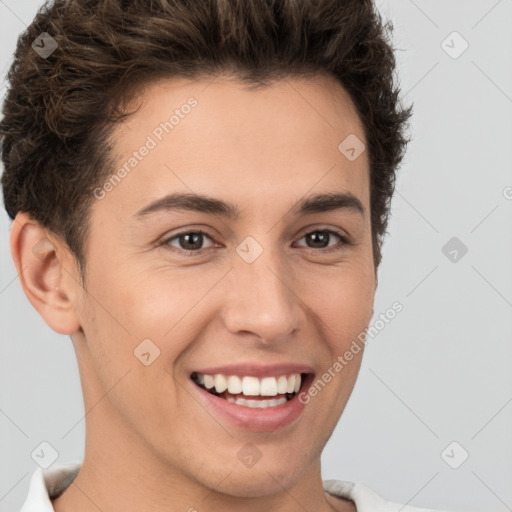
left=9, top=212, right=82, bottom=335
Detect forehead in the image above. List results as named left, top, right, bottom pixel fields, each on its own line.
left=95, top=73, right=370, bottom=220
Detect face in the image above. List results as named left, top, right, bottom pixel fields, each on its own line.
left=70, top=73, right=376, bottom=496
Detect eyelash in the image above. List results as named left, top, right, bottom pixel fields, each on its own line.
left=161, top=228, right=351, bottom=255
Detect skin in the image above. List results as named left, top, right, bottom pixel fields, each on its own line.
left=11, top=72, right=376, bottom=512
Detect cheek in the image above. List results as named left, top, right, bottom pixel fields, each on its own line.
left=303, top=262, right=375, bottom=340
left=76, top=270, right=182, bottom=427
left=88, top=262, right=221, bottom=372
left=88, top=256, right=182, bottom=333
left=75, top=260, right=174, bottom=382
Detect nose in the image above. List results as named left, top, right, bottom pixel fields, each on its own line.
left=221, top=246, right=302, bottom=345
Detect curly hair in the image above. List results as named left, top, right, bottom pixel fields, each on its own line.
left=0, top=0, right=412, bottom=282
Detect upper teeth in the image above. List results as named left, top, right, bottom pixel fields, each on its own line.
left=196, top=373, right=302, bottom=396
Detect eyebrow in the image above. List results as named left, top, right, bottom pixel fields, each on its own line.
left=134, top=191, right=365, bottom=220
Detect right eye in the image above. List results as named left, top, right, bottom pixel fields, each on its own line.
left=161, top=230, right=217, bottom=254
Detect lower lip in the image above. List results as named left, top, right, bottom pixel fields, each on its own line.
left=191, top=375, right=313, bottom=432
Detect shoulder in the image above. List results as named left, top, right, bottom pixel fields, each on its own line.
left=323, top=479, right=460, bottom=512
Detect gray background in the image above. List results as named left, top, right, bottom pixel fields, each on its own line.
left=1, top=1, right=511, bottom=511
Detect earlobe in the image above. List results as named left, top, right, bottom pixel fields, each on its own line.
left=10, top=212, right=82, bottom=335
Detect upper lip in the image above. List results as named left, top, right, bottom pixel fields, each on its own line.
left=192, top=363, right=314, bottom=378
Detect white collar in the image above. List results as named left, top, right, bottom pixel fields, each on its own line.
left=20, top=463, right=82, bottom=512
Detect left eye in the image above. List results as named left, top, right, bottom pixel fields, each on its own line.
left=162, top=229, right=348, bottom=254
left=294, top=230, right=346, bottom=252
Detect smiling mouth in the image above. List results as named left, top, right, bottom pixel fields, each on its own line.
left=191, top=372, right=311, bottom=408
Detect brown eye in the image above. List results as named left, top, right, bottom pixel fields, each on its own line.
left=163, top=230, right=214, bottom=253
left=295, top=230, right=350, bottom=253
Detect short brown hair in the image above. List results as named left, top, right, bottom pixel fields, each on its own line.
left=1, top=0, right=412, bottom=282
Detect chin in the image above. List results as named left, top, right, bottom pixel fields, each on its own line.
left=216, top=470, right=302, bottom=498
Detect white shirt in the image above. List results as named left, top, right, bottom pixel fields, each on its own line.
left=20, top=463, right=454, bottom=512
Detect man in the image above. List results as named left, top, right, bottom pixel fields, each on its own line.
left=1, top=0, right=454, bottom=510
